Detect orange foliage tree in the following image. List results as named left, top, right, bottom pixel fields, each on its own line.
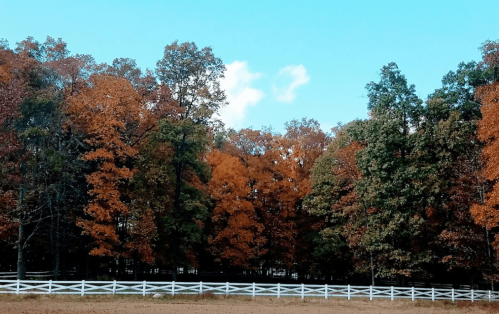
left=211, top=119, right=329, bottom=274
left=259, top=120, right=328, bottom=272
left=471, top=81, right=499, bottom=251
left=207, top=149, right=266, bottom=268
left=67, top=74, right=145, bottom=256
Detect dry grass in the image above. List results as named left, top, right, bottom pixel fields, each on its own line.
left=2, top=294, right=499, bottom=314
left=411, top=298, right=499, bottom=313
left=1, top=292, right=499, bottom=310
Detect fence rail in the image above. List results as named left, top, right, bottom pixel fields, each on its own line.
left=0, top=280, right=497, bottom=302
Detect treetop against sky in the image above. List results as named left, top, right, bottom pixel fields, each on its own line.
left=2, top=0, right=499, bottom=132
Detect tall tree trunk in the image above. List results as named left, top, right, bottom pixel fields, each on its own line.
left=50, top=201, right=55, bottom=278
left=118, top=256, right=125, bottom=279
left=76, top=236, right=85, bottom=280
left=17, top=217, right=26, bottom=280
left=171, top=158, right=184, bottom=282
left=133, top=256, right=138, bottom=281
left=170, top=132, right=188, bottom=282
left=85, top=253, right=90, bottom=280
left=370, top=252, right=375, bottom=286
left=486, top=228, right=494, bottom=291
left=17, top=184, right=26, bottom=280
left=61, top=215, right=68, bottom=280
left=53, top=210, right=61, bottom=280
left=362, top=201, right=375, bottom=286
left=171, top=265, right=178, bottom=281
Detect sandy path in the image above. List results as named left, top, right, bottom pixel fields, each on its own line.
left=0, top=295, right=495, bottom=314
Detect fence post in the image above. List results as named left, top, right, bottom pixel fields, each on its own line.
left=431, top=288, right=434, bottom=301
left=301, top=283, right=304, bottom=299
left=16, top=279, right=20, bottom=295
left=369, top=285, right=372, bottom=301
left=226, top=282, right=229, bottom=296
left=277, top=283, right=280, bottom=298
left=471, top=289, right=474, bottom=302
left=143, top=281, right=146, bottom=296
left=252, top=282, right=255, bottom=298
left=325, top=284, right=328, bottom=300
left=200, top=281, right=203, bottom=294
left=489, top=290, right=491, bottom=302
left=172, top=281, right=175, bottom=296
left=48, top=280, right=52, bottom=294
left=391, top=286, right=394, bottom=301
left=112, top=280, right=116, bottom=295
left=81, top=280, right=85, bottom=297
left=347, top=284, right=350, bottom=300
left=452, top=289, right=454, bottom=302
left=411, top=286, right=414, bottom=301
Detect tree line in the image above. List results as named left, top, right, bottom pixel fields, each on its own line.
left=1, top=37, right=499, bottom=288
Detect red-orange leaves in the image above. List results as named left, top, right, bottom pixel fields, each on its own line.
left=207, top=149, right=266, bottom=268
left=0, top=49, right=14, bottom=84
left=68, top=74, right=144, bottom=256
left=124, top=206, right=157, bottom=265
left=471, top=82, right=499, bottom=244
left=0, top=191, right=18, bottom=240
left=480, top=40, right=499, bottom=69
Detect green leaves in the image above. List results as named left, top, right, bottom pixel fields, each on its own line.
left=156, top=41, right=227, bottom=125
left=157, top=118, right=210, bottom=181
left=366, top=62, right=423, bottom=125
left=353, top=64, right=434, bottom=279
left=152, top=117, right=211, bottom=271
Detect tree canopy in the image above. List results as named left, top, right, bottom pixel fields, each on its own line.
left=2, top=36, right=499, bottom=288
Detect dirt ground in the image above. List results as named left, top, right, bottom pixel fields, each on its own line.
left=0, top=294, right=498, bottom=314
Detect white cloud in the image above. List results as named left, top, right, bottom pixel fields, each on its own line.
left=272, top=65, right=310, bottom=103
left=219, top=61, right=264, bottom=128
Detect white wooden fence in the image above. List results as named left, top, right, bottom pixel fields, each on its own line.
left=0, top=280, right=497, bottom=302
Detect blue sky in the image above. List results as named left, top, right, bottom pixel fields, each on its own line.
left=2, top=0, right=499, bottom=133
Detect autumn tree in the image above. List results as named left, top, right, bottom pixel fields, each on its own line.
left=67, top=74, right=145, bottom=257
left=470, top=80, right=499, bottom=257
left=215, top=129, right=275, bottom=273
left=214, top=120, right=328, bottom=277
left=1, top=38, right=144, bottom=279
left=232, top=130, right=299, bottom=273
left=207, top=149, right=266, bottom=268
left=480, top=39, right=499, bottom=81
left=43, top=43, right=104, bottom=96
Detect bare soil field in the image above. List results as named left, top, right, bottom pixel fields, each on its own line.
left=0, top=294, right=498, bottom=314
